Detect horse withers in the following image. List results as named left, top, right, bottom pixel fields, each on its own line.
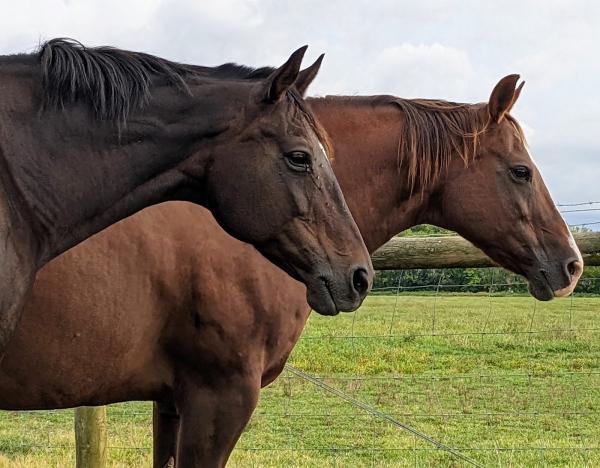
left=0, top=39, right=373, bottom=354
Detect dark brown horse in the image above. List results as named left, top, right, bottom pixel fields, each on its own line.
left=0, top=76, right=582, bottom=467
left=0, top=39, right=373, bottom=352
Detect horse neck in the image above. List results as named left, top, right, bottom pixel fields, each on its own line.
left=0, top=69, right=236, bottom=266
left=309, top=96, right=434, bottom=253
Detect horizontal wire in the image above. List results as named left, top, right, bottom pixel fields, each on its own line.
left=561, top=208, right=600, bottom=213
left=569, top=221, right=600, bottom=227
left=3, top=442, right=600, bottom=453
left=557, top=201, right=600, bottom=207
left=300, top=327, right=600, bottom=340
left=252, top=411, right=600, bottom=418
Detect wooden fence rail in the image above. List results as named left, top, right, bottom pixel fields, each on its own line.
left=372, top=232, right=600, bottom=270
left=74, top=230, right=600, bottom=466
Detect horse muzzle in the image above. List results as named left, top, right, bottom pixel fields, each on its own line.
left=526, top=255, right=584, bottom=301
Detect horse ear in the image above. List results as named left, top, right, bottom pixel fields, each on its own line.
left=512, top=80, right=525, bottom=108
left=263, top=46, right=308, bottom=103
left=488, top=74, right=523, bottom=124
left=294, top=54, right=324, bottom=97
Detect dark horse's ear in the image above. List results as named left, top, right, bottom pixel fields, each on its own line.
left=488, top=74, right=525, bottom=124
left=263, top=46, right=308, bottom=103
left=294, top=54, right=324, bottom=97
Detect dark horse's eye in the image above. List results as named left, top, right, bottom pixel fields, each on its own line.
left=285, top=151, right=311, bottom=172
left=510, top=165, right=532, bottom=182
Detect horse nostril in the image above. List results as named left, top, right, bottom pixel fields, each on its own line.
left=566, top=259, right=583, bottom=279
left=352, top=268, right=370, bottom=297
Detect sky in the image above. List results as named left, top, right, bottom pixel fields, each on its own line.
left=1, top=0, right=598, bottom=227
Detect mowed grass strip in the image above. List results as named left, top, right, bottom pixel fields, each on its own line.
left=0, top=294, right=599, bottom=466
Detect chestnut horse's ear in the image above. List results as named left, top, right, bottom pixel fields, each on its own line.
left=294, top=54, right=325, bottom=97
left=488, top=74, right=524, bottom=124
left=263, top=45, right=308, bottom=103
left=512, top=80, right=525, bottom=107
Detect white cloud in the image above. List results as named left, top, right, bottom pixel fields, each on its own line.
left=367, top=43, right=477, bottom=101
left=0, top=0, right=598, bottom=212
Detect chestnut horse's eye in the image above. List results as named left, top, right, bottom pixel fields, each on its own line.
left=510, top=165, right=532, bottom=182
left=285, top=151, right=312, bottom=172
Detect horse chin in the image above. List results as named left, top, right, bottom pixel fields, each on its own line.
left=306, top=278, right=340, bottom=316
left=526, top=277, right=555, bottom=302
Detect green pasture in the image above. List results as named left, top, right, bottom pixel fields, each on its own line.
left=1, top=293, right=599, bottom=467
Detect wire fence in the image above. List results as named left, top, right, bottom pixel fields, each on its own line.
left=0, top=202, right=598, bottom=467
left=559, top=200, right=600, bottom=229
left=1, top=275, right=598, bottom=467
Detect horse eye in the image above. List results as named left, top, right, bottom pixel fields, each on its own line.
left=510, top=166, right=532, bottom=182
left=285, top=151, right=311, bottom=172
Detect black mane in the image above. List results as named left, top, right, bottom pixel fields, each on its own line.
left=38, top=38, right=274, bottom=124
left=209, top=63, right=275, bottom=81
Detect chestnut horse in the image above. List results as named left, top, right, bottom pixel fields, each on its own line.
left=0, top=39, right=373, bottom=353
left=0, top=76, right=582, bottom=467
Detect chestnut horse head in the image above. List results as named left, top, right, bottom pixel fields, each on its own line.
left=408, top=75, right=583, bottom=299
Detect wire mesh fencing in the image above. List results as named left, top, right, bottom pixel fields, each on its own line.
left=0, top=274, right=598, bottom=467
left=234, top=274, right=600, bottom=467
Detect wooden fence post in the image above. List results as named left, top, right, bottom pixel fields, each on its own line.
left=75, top=406, right=107, bottom=468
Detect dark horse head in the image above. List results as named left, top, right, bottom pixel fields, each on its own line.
left=183, top=52, right=374, bottom=314
left=408, top=75, right=582, bottom=299
left=1, top=40, right=373, bottom=316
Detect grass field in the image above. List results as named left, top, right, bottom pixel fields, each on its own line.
left=0, top=290, right=599, bottom=467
